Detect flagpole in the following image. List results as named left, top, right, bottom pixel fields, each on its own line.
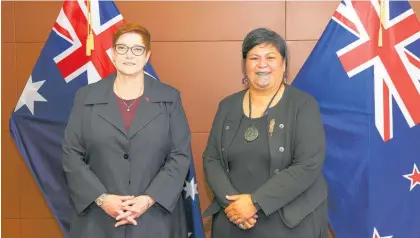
left=86, top=0, right=94, bottom=56
left=378, top=0, right=385, bottom=47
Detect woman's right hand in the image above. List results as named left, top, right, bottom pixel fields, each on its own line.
left=99, top=194, right=135, bottom=218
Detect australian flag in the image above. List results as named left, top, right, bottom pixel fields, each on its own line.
left=292, top=0, right=420, bottom=237
left=9, top=1, right=205, bottom=237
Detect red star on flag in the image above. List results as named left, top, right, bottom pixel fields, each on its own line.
left=402, top=164, right=420, bottom=191
left=372, top=227, right=393, bottom=238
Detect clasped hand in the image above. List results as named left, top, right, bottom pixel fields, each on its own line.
left=99, top=194, right=155, bottom=227
left=225, top=194, right=258, bottom=230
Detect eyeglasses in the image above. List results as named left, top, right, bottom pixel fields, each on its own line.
left=114, top=44, right=146, bottom=56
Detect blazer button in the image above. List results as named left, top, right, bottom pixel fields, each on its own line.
left=225, top=125, right=230, bottom=131
left=226, top=168, right=229, bottom=173
left=123, top=154, right=129, bottom=159
left=279, top=147, right=284, bottom=152
left=221, top=148, right=225, bottom=152
left=279, top=124, right=284, bottom=129
left=274, top=169, right=279, bottom=174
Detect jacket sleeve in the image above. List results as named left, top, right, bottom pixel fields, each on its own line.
left=203, top=102, right=239, bottom=208
left=145, top=93, right=192, bottom=213
left=62, top=88, right=107, bottom=215
left=251, top=97, right=326, bottom=216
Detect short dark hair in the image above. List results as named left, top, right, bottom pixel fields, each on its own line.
left=242, top=28, right=289, bottom=79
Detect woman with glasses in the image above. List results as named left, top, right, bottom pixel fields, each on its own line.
left=62, top=23, right=192, bottom=238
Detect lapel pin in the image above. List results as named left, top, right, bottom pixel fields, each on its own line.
left=146, top=97, right=150, bottom=102
left=269, top=119, right=275, bottom=137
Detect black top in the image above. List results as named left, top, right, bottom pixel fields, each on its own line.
left=228, top=114, right=271, bottom=194
left=211, top=107, right=285, bottom=238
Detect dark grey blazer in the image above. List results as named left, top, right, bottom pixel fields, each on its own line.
left=62, top=73, right=191, bottom=238
left=203, top=84, right=328, bottom=229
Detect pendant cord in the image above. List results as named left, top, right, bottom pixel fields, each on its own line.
left=248, top=83, right=283, bottom=123
left=244, top=83, right=283, bottom=142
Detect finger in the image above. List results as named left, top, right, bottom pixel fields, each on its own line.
left=115, top=219, right=130, bottom=227
left=247, top=218, right=256, bottom=225
left=119, top=195, right=135, bottom=201
left=123, top=205, right=143, bottom=213
left=235, top=218, right=245, bottom=225
left=226, top=195, right=239, bottom=201
left=238, top=224, right=247, bottom=230
left=112, top=210, right=124, bottom=218
left=229, top=215, right=239, bottom=223
left=126, top=216, right=137, bottom=226
left=122, top=217, right=137, bottom=225
left=122, top=199, right=137, bottom=207
left=116, top=211, right=132, bottom=221
left=116, top=211, right=131, bottom=221
left=229, top=215, right=244, bottom=224
left=226, top=210, right=238, bottom=219
left=242, top=221, right=254, bottom=229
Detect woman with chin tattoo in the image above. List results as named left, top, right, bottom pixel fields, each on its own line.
left=203, top=28, right=328, bottom=238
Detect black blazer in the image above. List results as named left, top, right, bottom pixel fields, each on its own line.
left=203, top=84, right=328, bottom=229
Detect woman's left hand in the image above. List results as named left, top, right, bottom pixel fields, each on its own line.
left=114, top=195, right=155, bottom=227
left=225, top=194, right=257, bottom=224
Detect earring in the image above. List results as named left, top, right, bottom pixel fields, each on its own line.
left=242, top=75, right=249, bottom=84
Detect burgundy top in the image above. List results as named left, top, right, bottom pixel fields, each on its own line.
left=115, top=93, right=142, bottom=131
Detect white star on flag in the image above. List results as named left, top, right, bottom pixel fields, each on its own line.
left=402, top=163, right=420, bottom=191
left=183, top=177, right=198, bottom=201
left=372, top=227, right=393, bottom=238
left=188, top=232, right=192, bottom=237
left=15, top=75, right=47, bottom=115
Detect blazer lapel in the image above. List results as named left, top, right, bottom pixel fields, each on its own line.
left=127, top=75, right=162, bottom=139
left=85, top=74, right=128, bottom=137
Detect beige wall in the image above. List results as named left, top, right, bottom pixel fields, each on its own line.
left=2, top=1, right=420, bottom=237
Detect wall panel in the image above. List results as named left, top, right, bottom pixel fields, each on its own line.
left=150, top=41, right=245, bottom=133
left=2, top=43, right=17, bottom=132
left=21, top=219, right=64, bottom=238
left=118, top=1, right=285, bottom=41
left=287, top=40, right=317, bottom=82
left=2, top=219, right=21, bottom=238
left=2, top=2, right=15, bottom=43
left=286, top=1, right=339, bottom=40
left=14, top=1, right=62, bottom=43
left=2, top=133, right=21, bottom=219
